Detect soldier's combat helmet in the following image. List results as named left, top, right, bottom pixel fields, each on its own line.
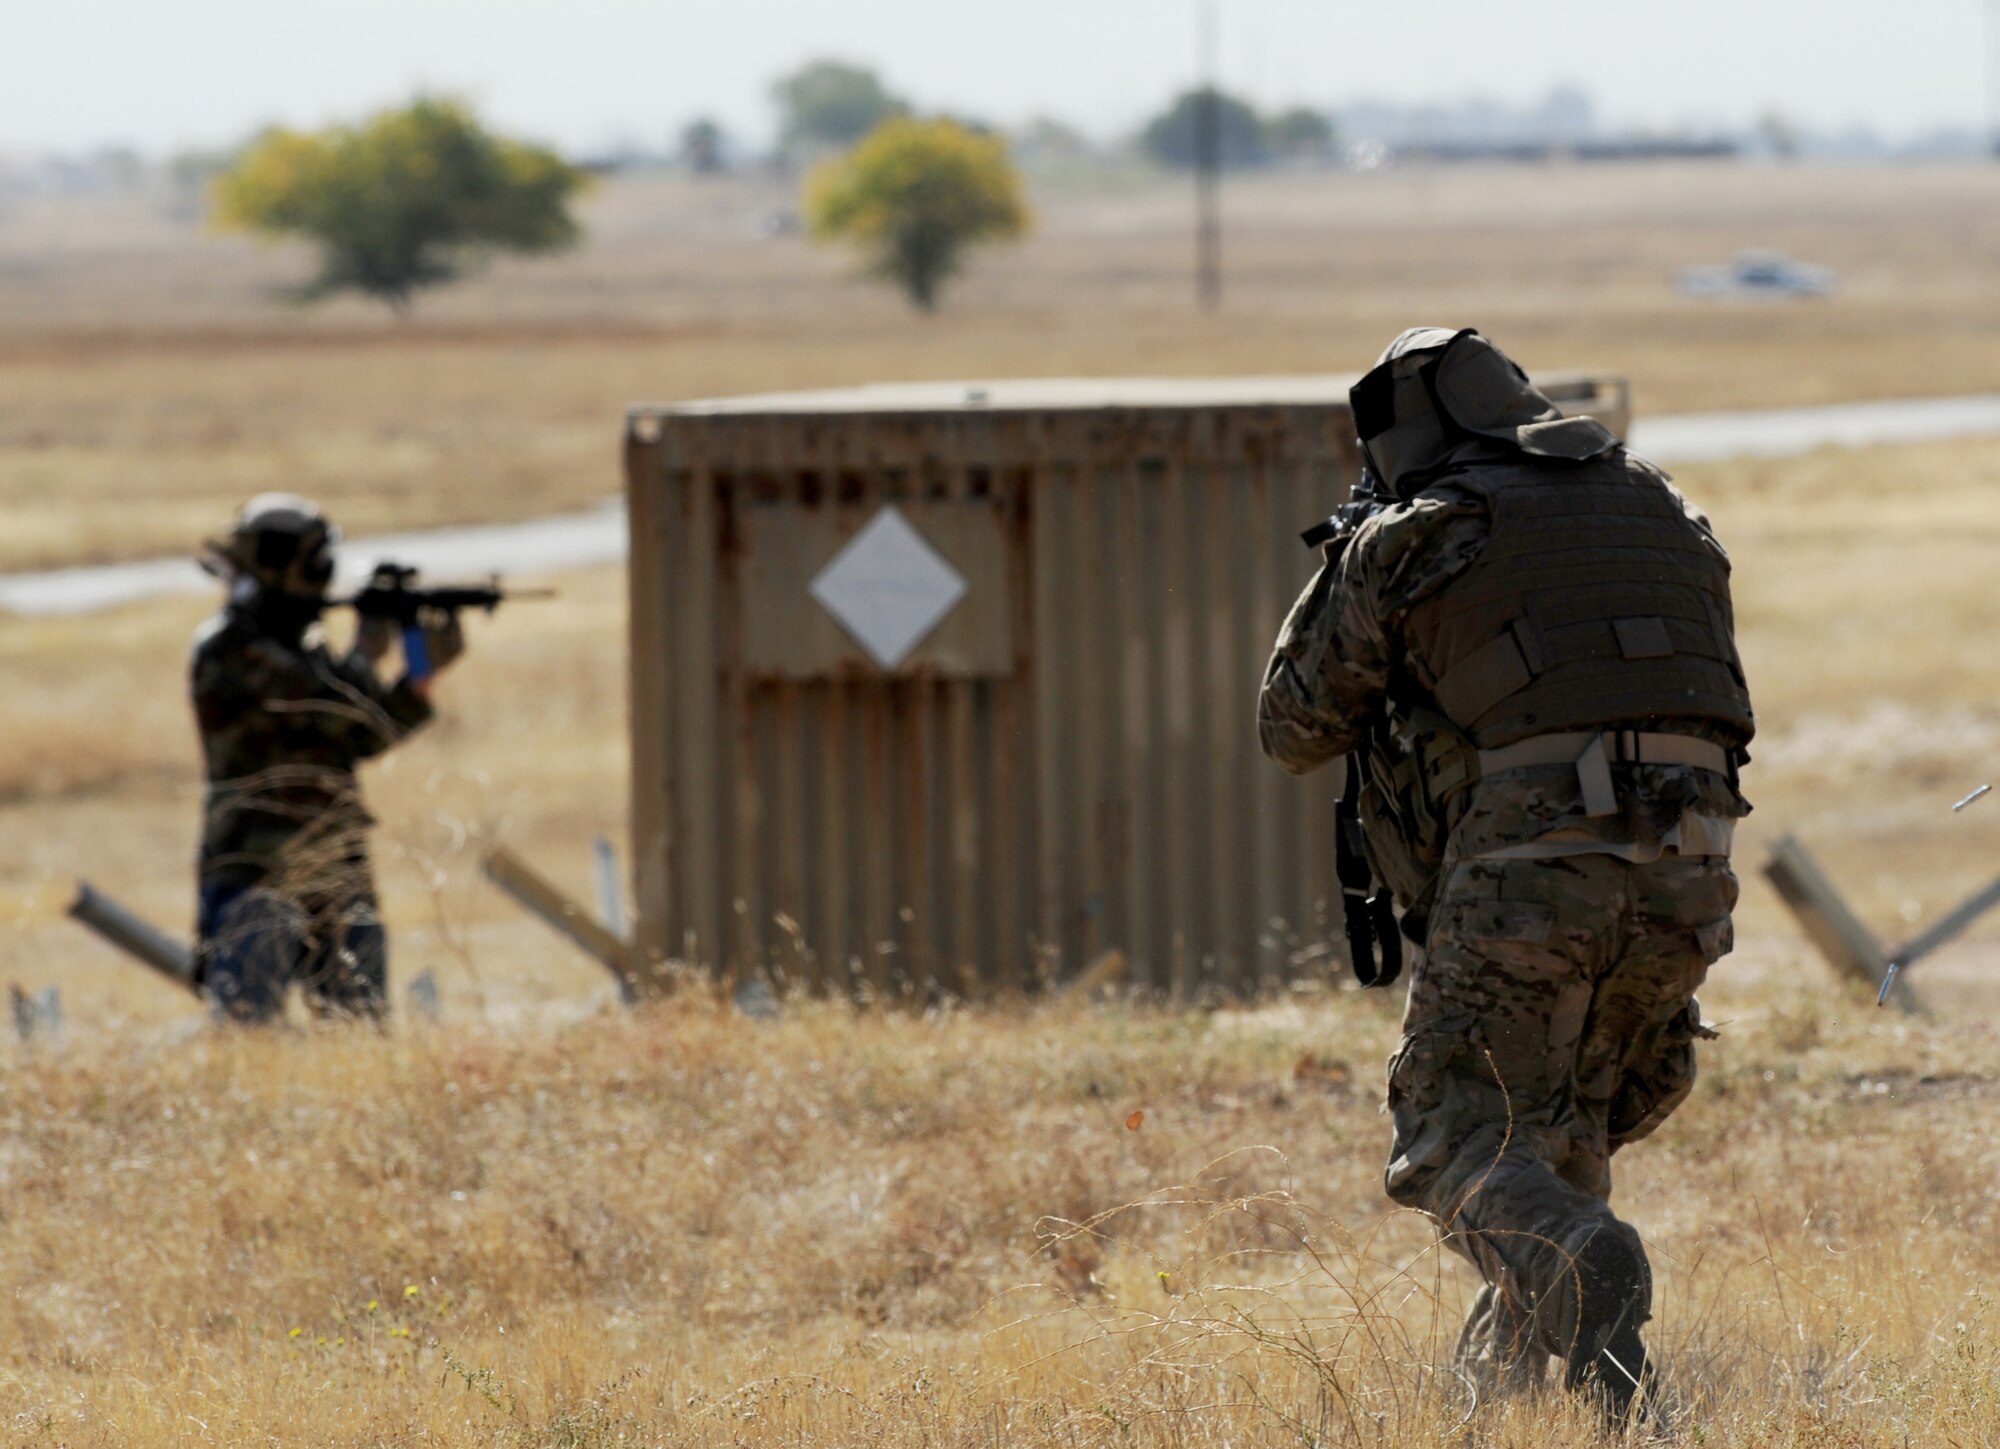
left=1349, top=327, right=1617, bottom=496
left=203, top=493, right=340, bottom=599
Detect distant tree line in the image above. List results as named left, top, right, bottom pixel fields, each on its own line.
left=1137, top=90, right=1335, bottom=169
left=192, top=60, right=1348, bottom=316
left=664, top=63, right=1337, bottom=177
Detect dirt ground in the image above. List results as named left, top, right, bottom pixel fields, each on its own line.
left=5, top=160, right=2000, bottom=1444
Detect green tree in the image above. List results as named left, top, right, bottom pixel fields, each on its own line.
left=1265, top=106, right=1336, bottom=162
left=806, top=117, right=1030, bottom=311
left=1138, top=88, right=1269, bottom=169
left=680, top=117, right=727, bottom=173
left=214, top=98, right=587, bottom=312
left=773, top=59, right=908, bottom=155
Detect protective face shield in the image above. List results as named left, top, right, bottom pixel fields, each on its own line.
left=206, top=493, right=340, bottom=601
left=1350, top=327, right=1618, bottom=496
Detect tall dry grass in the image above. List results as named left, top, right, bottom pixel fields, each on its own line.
left=4, top=975, right=1999, bottom=1446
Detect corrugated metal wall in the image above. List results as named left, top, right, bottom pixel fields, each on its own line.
left=624, top=376, right=1627, bottom=999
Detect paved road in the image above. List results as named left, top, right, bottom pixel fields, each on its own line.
left=0, top=502, right=625, bottom=618
left=1626, top=392, right=2000, bottom=464
left=6, top=392, right=2000, bottom=619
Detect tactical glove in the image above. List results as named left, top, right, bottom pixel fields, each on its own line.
left=418, top=608, right=466, bottom=674
left=353, top=614, right=397, bottom=666
left=352, top=565, right=401, bottom=665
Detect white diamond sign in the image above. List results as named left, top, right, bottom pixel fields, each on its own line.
left=809, top=506, right=968, bottom=669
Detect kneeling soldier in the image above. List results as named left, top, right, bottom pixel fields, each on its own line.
left=191, top=495, right=464, bottom=1021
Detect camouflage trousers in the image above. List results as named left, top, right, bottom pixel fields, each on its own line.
left=197, top=873, right=389, bottom=1024
left=1383, top=853, right=1738, bottom=1400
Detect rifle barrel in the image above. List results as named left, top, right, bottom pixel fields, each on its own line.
left=327, top=584, right=558, bottom=609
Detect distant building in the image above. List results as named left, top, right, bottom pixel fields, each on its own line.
left=1333, top=85, right=1740, bottom=166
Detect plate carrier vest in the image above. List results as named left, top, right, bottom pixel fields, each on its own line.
left=1339, top=452, right=1754, bottom=985
left=1406, top=454, right=1753, bottom=748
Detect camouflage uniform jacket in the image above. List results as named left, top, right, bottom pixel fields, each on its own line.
left=191, top=605, right=433, bottom=893
left=1258, top=468, right=1751, bottom=860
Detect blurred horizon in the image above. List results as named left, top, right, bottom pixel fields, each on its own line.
left=7, top=0, right=1996, bottom=161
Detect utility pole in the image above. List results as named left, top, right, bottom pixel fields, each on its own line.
left=1989, top=0, right=2000, bottom=159
left=1195, top=0, right=1222, bottom=310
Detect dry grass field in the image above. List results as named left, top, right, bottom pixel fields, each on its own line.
left=4, top=160, right=1999, bottom=569
left=4, top=161, right=2000, bottom=1443
left=6, top=985, right=2000, bottom=1446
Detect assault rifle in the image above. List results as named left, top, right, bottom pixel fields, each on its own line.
left=1301, top=467, right=1407, bottom=989
left=1301, top=465, right=1397, bottom=556
left=332, top=563, right=555, bottom=625
left=330, top=563, right=554, bottom=678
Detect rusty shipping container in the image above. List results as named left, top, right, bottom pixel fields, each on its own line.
left=624, top=373, right=1629, bottom=998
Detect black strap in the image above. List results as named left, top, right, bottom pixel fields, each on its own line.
left=1335, top=756, right=1403, bottom=989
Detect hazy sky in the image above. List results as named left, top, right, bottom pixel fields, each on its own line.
left=7, top=0, right=1995, bottom=154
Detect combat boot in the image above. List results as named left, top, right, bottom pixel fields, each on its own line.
left=1555, top=1222, right=1654, bottom=1422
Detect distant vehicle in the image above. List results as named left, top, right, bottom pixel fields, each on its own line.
left=1677, top=249, right=1837, bottom=298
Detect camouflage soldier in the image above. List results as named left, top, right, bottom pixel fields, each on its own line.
left=192, top=495, right=465, bottom=1021
left=1259, top=329, right=1753, bottom=1418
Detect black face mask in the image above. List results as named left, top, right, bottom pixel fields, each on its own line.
left=246, top=587, right=325, bottom=645
left=1349, top=358, right=1402, bottom=485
